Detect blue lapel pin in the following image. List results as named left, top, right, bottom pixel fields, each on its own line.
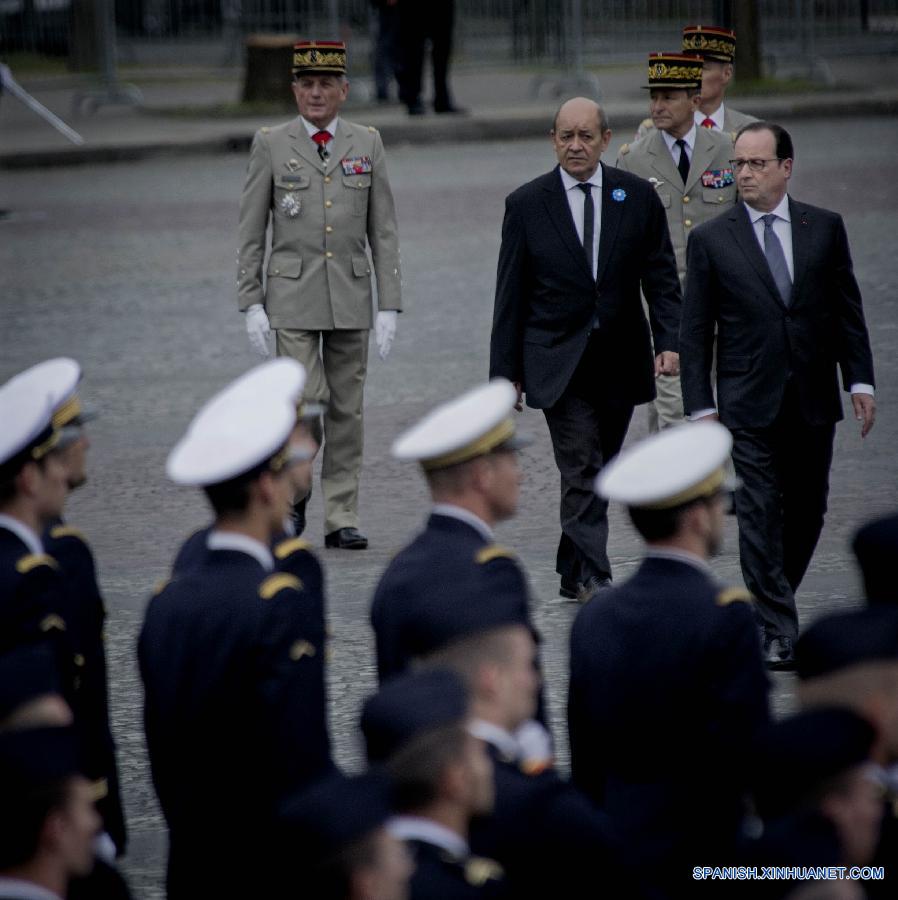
left=612, top=188, right=626, bottom=202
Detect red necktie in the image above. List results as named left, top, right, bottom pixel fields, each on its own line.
left=312, top=130, right=331, bottom=161
left=701, top=117, right=715, bottom=129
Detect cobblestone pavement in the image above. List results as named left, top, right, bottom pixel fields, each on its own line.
left=2, top=118, right=897, bottom=896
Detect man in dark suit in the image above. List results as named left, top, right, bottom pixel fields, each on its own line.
left=680, top=121, right=876, bottom=669
left=489, top=97, right=681, bottom=602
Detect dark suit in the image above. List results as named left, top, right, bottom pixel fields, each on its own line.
left=138, top=549, right=333, bottom=897
left=490, top=163, right=681, bottom=586
left=568, top=555, right=769, bottom=897
left=680, top=199, right=875, bottom=638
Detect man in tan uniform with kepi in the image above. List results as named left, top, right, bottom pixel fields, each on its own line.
left=238, top=40, right=402, bottom=549
left=635, top=26, right=756, bottom=142
left=618, top=52, right=737, bottom=430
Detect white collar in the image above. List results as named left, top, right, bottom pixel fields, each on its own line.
left=0, top=879, right=63, bottom=900
left=430, top=504, right=494, bottom=542
left=206, top=530, right=274, bottom=571
left=468, top=718, right=520, bottom=761
left=558, top=165, right=602, bottom=193
left=645, top=546, right=714, bottom=576
left=0, top=514, right=43, bottom=556
left=694, top=104, right=725, bottom=130
left=301, top=116, right=338, bottom=138
left=388, top=816, right=469, bottom=859
left=745, top=193, right=791, bottom=225
left=661, top=123, right=697, bottom=154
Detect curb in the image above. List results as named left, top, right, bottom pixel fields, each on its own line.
left=2, top=92, right=897, bottom=170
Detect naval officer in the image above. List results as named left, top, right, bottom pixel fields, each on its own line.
left=238, top=39, right=402, bottom=549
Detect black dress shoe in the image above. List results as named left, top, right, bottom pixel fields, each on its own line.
left=324, top=527, right=368, bottom=550
left=406, top=101, right=426, bottom=116
left=290, top=493, right=309, bottom=537
left=434, top=103, right=468, bottom=115
left=763, top=635, right=795, bottom=671
left=559, top=576, right=578, bottom=600
left=577, top=575, right=612, bottom=604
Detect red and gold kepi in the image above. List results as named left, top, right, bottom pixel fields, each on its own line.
left=292, top=40, right=347, bottom=77
left=682, top=25, right=737, bottom=63
left=643, top=52, right=704, bottom=90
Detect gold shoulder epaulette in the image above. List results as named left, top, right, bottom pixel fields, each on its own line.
left=49, top=524, right=88, bottom=544
left=716, top=586, right=753, bottom=607
left=368, top=125, right=376, bottom=132
left=289, top=639, right=316, bottom=661
left=475, top=545, right=516, bottom=564
left=274, top=537, right=312, bottom=559
left=89, top=778, right=109, bottom=802
left=619, top=142, right=630, bottom=156
left=640, top=116, right=652, bottom=129
left=259, top=572, right=303, bottom=600
left=16, top=553, right=59, bottom=574
left=465, top=857, right=504, bottom=886
left=40, top=613, right=67, bottom=633
left=261, top=126, right=270, bottom=134
left=153, top=578, right=170, bottom=596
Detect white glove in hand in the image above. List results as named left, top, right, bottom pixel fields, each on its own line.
left=245, top=304, right=271, bottom=359
left=514, top=719, right=554, bottom=769
left=375, top=310, right=397, bottom=361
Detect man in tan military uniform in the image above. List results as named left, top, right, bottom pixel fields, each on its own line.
left=634, top=25, right=756, bottom=142
left=238, top=40, right=402, bottom=549
left=618, top=52, right=737, bottom=430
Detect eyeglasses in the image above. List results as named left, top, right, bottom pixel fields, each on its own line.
left=729, top=158, right=784, bottom=172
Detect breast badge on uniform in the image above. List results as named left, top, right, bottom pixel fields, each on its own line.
left=701, top=168, right=735, bottom=189
left=340, top=156, right=373, bottom=175
left=280, top=193, right=302, bottom=218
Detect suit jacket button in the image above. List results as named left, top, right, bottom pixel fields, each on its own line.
left=324, top=176, right=332, bottom=184
left=326, top=226, right=333, bottom=233
left=684, top=219, right=692, bottom=227
left=325, top=200, right=333, bottom=208
left=682, top=195, right=690, bottom=203
left=326, top=251, right=333, bottom=259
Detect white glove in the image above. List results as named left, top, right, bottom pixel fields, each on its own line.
left=514, top=719, right=554, bottom=770
left=245, top=304, right=271, bottom=359
left=375, top=310, right=397, bottom=361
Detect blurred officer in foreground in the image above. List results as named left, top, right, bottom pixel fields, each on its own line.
left=853, top=512, right=898, bottom=605
left=371, top=379, right=534, bottom=682
left=139, top=380, right=332, bottom=897
left=569, top=422, right=769, bottom=896
left=748, top=708, right=882, bottom=884
left=239, top=39, right=402, bottom=550
left=618, top=53, right=737, bottom=432
left=171, top=358, right=321, bottom=571
left=361, top=669, right=506, bottom=898
left=6, top=358, right=126, bottom=857
left=279, top=769, right=413, bottom=900
left=0, top=726, right=102, bottom=900
left=430, top=623, right=623, bottom=897
left=635, top=26, right=756, bottom=140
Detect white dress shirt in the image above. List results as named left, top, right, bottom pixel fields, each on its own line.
left=468, top=718, right=521, bottom=761
left=300, top=116, right=338, bottom=141
left=0, top=879, right=63, bottom=900
left=694, top=105, right=725, bottom=130
left=430, top=504, right=494, bottom=542
left=559, top=166, right=602, bottom=280
left=206, top=530, right=274, bottom=571
left=661, top=124, right=697, bottom=169
left=0, top=514, right=43, bottom=555
left=388, top=816, right=469, bottom=859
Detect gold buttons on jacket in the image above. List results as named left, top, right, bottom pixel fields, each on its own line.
left=326, top=251, right=333, bottom=258
left=326, top=225, right=333, bottom=233
left=683, top=195, right=690, bottom=203
left=325, top=200, right=333, bottom=208
left=324, top=176, right=332, bottom=184
left=684, top=219, right=693, bottom=227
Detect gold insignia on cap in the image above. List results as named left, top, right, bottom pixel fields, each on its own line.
left=51, top=394, right=83, bottom=429
left=289, top=639, right=316, bottom=661
left=716, top=587, right=754, bottom=607
left=259, top=572, right=303, bottom=599
left=465, top=858, right=504, bottom=886
left=421, top=416, right=516, bottom=471
left=638, top=465, right=726, bottom=510
left=475, top=545, right=516, bottom=565
left=274, top=537, right=312, bottom=559
left=39, top=613, right=67, bottom=633
left=49, top=524, right=88, bottom=543
left=16, top=553, right=59, bottom=574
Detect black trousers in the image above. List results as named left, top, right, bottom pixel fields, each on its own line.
left=543, top=332, right=634, bottom=587
left=730, top=383, right=835, bottom=641
left=397, top=1, right=455, bottom=109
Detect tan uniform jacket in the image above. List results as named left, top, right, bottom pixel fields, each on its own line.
left=634, top=104, right=758, bottom=142
left=238, top=117, right=402, bottom=330
left=617, top=127, right=738, bottom=285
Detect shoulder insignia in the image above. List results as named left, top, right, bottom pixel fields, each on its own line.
left=640, top=116, right=652, bottom=129
left=619, top=142, right=630, bottom=156
left=16, top=553, right=59, bottom=574
left=259, top=572, right=303, bottom=600
left=89, top=778, right=109, bottom=802
left=475, top=545, right=516, bottom=565
left=289, top=639, right=316, bottom=661
left=49, top=525, right=88, bottom=543
left=40, top=613, right=67, bottom=633
left=716, top=587, right=754, bottom=607
left=274, top=537, right=312, bottom=559
left=368, top=125, right=376, bottom=132
left=152, top=578, right=170, bottom=596
left=465, top=857, right=504, bottom=886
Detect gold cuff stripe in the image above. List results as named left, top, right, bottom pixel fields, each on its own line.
left=421, top=418, right=515, bottom=471
left=51, top=394, right=82, bottom=429
left=636, top=467, right=726, bottom=510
